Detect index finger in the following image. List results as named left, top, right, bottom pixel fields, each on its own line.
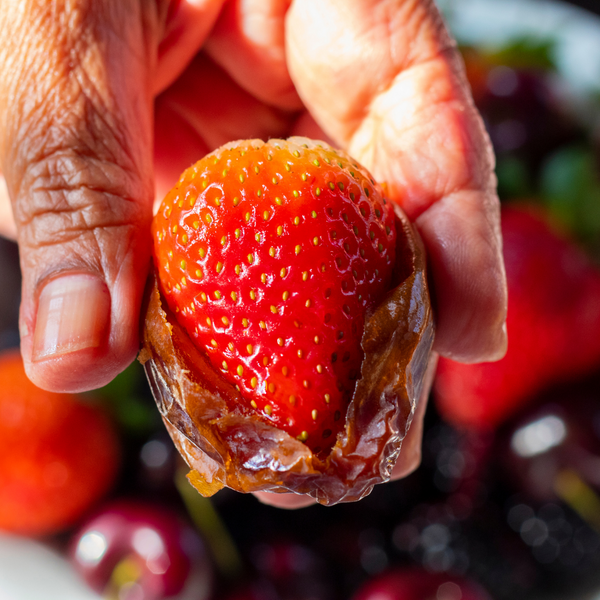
left=286, top=0, right=508, bottom=363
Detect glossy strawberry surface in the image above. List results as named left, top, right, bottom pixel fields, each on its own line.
left=152, top=138, right=396, bottom=452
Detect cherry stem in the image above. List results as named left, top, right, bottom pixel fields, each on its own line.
left=554, top=468, right=600, bottom=532
left=106, top=555, right=142, bottom=600
left=175, top=468, right=244, bottom=579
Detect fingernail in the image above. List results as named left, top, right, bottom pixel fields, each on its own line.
left=32, top=274, right=111, bottom=361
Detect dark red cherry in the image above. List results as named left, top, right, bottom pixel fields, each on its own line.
left=70, top=500, right=212, bottom=600
left=351, top=568, right=492, bottom=600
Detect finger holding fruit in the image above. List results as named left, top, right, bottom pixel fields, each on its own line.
left=0, top=0, right=506, bottom=505
left=151, top=138, right=400, bottom=455
left=142, top=137, right=434, bottom=504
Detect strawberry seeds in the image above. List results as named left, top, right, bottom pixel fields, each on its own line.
left=152, top=138, right=396, bottom=452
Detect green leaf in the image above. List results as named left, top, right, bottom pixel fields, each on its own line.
left=96, top=360, right=143, bottom=399
left=91, top=361, right=160, bottom=434
left=112, top=394, right=159, bottom=432
left=540, top=145, right=600, bottom=249
left=486, top=37, right=558, bottom=71
left=496, top=156, right=533, bottom=200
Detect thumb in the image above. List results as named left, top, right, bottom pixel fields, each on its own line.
left=0, top=1, right=159, bottom=392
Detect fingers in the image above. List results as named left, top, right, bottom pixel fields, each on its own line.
left=289, top=111, right=335, bottom=144
left=286, top=0, right=507, bottom=363
left=0, top=1, right=159, bottom=392
left=253, top=491, right=317, bottom=509
left=154, top=0, right=226, bottom=94
left=154, top=53, right=296, bottom=203
left=0, top=173, right=16, bottom=240
left=391, top=352, right=438, bottom=479
left=416, top=191, right=507, bottom=362
left=204, top=0, right=301, bottom=109
left=286, top=0, right=457, bottom=149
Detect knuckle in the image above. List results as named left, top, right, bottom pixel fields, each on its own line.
left=15, top=148, right=148, bottom=251
left=0, top=1, right=154, bottom=274
left=6, top=37, right=152, bottom=247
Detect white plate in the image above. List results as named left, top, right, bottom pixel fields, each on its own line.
left=0, top=534, right=101, bottom=600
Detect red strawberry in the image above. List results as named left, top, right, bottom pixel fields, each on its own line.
left=0, top=350, right=119, bottom=536
left=152, top=137, right=396, bottom=453
left=435, top=205, right=600, bottom=430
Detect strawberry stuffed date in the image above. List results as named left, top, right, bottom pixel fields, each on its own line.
left=140, top=137, right=434, bottom=505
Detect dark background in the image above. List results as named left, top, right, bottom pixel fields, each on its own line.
left=567, top=0, right=600, bottom=14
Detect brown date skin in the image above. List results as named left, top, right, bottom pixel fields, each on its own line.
left=140, top=204, right=434, bottom=506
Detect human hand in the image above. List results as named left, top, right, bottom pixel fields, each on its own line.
left=0, top=0, right=506, bottom=505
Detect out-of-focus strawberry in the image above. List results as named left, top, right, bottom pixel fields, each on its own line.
left=0, top=351, right=119, bottom=536
left=435, top=205, right=600, bottom=430
left=152, top=137, right=396, bottom=453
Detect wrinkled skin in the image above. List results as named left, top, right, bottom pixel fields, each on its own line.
left=0, top=0, right=507, bottom=509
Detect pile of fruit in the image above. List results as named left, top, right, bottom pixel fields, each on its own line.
left=3, top=31, right=600, bottom=600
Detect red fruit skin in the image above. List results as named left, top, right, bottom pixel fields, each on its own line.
left=152, top=138, right=396, bottom=451
left=435, top=205, right=600, bottom=430
left=142, top=184, right=433, bottom=503
left=70, top=501, right=212, bottom=600
left=0, top=351, right=119, bottom=536
left=352, top=569, right=492, bottom=600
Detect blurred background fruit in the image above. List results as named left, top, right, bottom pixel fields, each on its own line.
left=70, top=501, right=212, bottom=600
left=351, top=568, right=492, bottom=600
left=0, top=351, right=120, bottom=537
left=3, top=1, right=600, bottom=599
left=435, top=205, right=600, bottom=430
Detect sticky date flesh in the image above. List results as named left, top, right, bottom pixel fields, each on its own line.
left=140, top=206, right=434, bottom=505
